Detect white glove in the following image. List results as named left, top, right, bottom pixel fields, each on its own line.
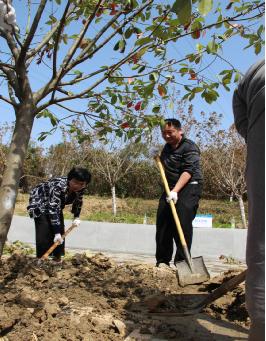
left=53, top=233, right=64, bottom=244
left=73, top=218, right=81, bottom=227
left=166, top=191, right=178, bottom=204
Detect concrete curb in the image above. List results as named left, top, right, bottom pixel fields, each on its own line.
left=7, top=215, right=247, bottom=261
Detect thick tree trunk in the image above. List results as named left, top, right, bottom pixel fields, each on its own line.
left=237, top=195, right=247, bottom=229
left=0, top=105, right=35, bottom=256
left=111, top=185, right=117, bottom=216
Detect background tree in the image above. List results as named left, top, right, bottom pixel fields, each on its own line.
left=20, top=142, right=46, bottom=193
left=203, top=125, right=247, bottom=228
left=0, top=0, right=264, bottom=254
left=90, top=139, right=144, bottom=215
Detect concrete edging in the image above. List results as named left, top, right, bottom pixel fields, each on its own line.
left=7, top=215, right=247, bottom=261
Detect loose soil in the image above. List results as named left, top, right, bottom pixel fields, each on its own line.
left=0, top=252, right=249, bottom=341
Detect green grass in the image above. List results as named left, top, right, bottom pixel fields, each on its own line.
left=16, top=193, right=247, bottom=228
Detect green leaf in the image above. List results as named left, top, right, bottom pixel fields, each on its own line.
left=255, top=42, right=261, bottom=55
left=135, top=37, right=153, bottom=46
left=206, top=39, right=217, bottom=53
left=144, top=83, right=155, bottom=96
left=113, top=40, right=120, bottom=51
left=149, top=72, right=158, bottom=82
left=171, top=0, right=192, bottom=25
left=152, top=105, right=161, bottom=113
left=125, top=27, right=133, bottom=39
left=192, top=87, right=204, bottom=93
left=234, top=73, right=240, bottom=83
left=119, top=39, right=126, bottom=53
left=198, top=0, right=213, bottom=16
left=48, top=15, right=57, bottom=24
left=111, top=95, right=117, bottom=105
left=215, top=14, right=223, bottom=28
left=55, top=0, right=61, bottom=4
left=62, top=34, right=68, bottom=45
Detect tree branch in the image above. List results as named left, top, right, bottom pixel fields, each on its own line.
left=70, top=0, right=153, bottom=69
left=26, top=21, right=62, bottom=60
left=59, top=67, right=108, bottom=86
left=0, top=94, right=16, bottom=106
left=0, top=29, right=19, bottom=61
left=52, top=1, right=71, bottom=79
left=50, top=0, right=105, bottom=100
left=163, top=2, right=264, bottom=44
left=18, top=0, right=48, bottom=65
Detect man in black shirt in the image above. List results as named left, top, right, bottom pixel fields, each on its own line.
left=156, top=119, right=202, bottom=267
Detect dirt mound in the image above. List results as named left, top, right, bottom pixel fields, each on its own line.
left=0, top=252, right=249, bottom=340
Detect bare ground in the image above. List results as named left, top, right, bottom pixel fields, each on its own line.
left=0, top=252, right=249, bottom=341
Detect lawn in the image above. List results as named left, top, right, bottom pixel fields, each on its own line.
left=16, top=193, right=247, bottom=228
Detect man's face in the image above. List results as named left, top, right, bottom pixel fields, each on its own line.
left=68, top=179, right=87, bottom=192
left=162, top=124, right=183, bottom=146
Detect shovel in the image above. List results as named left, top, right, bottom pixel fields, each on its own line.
left=41, top=223, right=77, bottom=259
left=149, top=269, right=247, bottom=316
left=154, top=155, right=210, bottom=287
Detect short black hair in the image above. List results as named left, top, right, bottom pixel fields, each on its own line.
left=67, top=167, right=91, bottom=183
left=164, top=118, right=182, bottom=129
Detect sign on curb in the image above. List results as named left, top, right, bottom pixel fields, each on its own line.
left=193, top=214, right=212, bottom=228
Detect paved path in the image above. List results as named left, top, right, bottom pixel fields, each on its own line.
left=69, top=249, right=246, bottom=278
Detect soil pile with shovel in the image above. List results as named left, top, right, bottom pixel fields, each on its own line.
left=0, top=251, right=249, bottom=340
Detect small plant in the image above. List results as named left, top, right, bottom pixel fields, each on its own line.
left=219, top=254, right=241, bottom=265
left=3, top=240, right=35, bottom=256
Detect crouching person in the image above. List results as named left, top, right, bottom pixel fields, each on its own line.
left=27, top=167, right=91, bottom=260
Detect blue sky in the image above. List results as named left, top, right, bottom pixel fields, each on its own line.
left=0, top=0, right=264, bottom=146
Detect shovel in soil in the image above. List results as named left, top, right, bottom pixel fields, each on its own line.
left=154, top=155, right=210, bottom=287
left=41, top=223, right=77, bottom=259
left=149, top=269, right=247, bottom=316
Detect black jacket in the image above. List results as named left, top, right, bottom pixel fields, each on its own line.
left=27, top=177, right=84, bottom=232
left=160, top=137, right=203, bottom=188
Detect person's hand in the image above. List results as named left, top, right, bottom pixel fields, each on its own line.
left=166, top=191, right=178, bottom=204
left=73, top=218, right=81, bottom=227
left=53, top=233, right=64, bottom=244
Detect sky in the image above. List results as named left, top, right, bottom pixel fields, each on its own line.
left=0, top=0, right=264, bottom=147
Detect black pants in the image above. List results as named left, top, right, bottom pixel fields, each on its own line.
left=156, top=184, right=201, bottom=265
left=34, top=213, right=65, bottom=258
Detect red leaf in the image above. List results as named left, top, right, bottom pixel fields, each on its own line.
left=131, top=53, right=139, bottom=64
left=127, top=101, right=133, bottom=108
left=158, top=84, right=166, bottom=97
left=110, top=3, right=118, bottom=15
left=194, top=30, right=200, bottom=39
left=189, top=71, right=197, bottom=80
left=96, top=8, right=103, bottom=17
left=183, top=22, right=191, bottom=31
left=121, top=122, right=130, bottom=129
left=134, top=101, right=142, bottom=111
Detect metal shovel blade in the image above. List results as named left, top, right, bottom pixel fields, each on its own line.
left=175, top=256, right=210, bottom=287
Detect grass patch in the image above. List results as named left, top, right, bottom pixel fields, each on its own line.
left=15, top=193, right=247, bottom=228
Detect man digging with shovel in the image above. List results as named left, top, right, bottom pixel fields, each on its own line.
left=154, top=119, right=204, bottom=273
left=27, top=167, right=91, bottom=261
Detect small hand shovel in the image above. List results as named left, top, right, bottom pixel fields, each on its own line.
left=154, top=155, right=210, bottom=287
left=41, top=223, right=77, bottom=259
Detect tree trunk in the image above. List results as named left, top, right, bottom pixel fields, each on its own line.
left=111, top=185, right=117, bottom=216
left=0, top=105, right=35, bottom=256
left=237, top=195, right=247, bottom=229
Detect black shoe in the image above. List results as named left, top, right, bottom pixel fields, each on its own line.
left=156, top=262, right=170, bottom=267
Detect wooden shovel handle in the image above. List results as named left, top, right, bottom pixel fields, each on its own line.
left=154, top=156, right=188, bottom=249
left=196, top=269, right=247, bottom=309
left=41, top=223, right=76, bottom=259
